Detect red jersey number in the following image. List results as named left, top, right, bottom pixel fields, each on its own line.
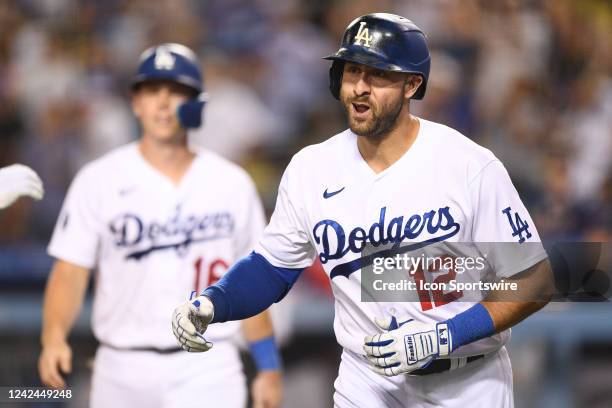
left=193, top=257, right=230, bottom=294
left=412, top=256, right=464, bottom=312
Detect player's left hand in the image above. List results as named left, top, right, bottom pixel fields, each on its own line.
left=0, top=164, right=44, bottom=209
left=251, top=370, right=283, bottom=408
left=363, top=316, right=453, bottom=376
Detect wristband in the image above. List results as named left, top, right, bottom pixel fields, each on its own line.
left=445, top=303, right=495, bottom=350
left=249, top=336, right=281, bottom=371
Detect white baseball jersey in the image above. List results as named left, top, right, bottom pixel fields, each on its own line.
left=257, top=118, right=547, bottom=357
left=48, top=142, right=265, bottom=349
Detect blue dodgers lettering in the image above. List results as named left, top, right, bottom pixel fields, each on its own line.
left=348, top=227, right=367, bottom=253
left=368, top=206, right=388, bottom=246
left=109, top=205, right=234, bottom=260
left=404, top=213, right=424, bottom=239
left=311, top=219, right=347, bottom=263
left=312, top=206, right=461, bottom=279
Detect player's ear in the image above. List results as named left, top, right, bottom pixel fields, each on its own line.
left=404, top=75, right=423, bottom=99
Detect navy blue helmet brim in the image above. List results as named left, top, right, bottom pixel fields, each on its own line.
left=131, top=73, right=202, bottom=94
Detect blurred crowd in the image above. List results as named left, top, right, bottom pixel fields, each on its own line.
left=0, top=0, right=610, bottom=249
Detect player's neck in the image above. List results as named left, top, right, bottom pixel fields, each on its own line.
left=356, top=113, right=420, bottom=174
left=138, top=136, right=196, bottom=185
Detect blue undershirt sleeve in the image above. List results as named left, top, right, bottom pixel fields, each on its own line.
left=202, top=251, right=304, bottom=323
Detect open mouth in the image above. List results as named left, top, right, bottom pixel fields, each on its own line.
left=352, top=103, right=370, bottom=114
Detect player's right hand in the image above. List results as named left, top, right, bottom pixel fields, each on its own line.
left=171, top=294, right=214, bottom=352
left=0, top=164, right=44, bottom=209
left=38, top=340, right=72, bottom=388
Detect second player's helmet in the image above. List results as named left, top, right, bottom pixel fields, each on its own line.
left=323, top=13, right=430, bottom=100
left=131, top=43, right=203, bottom=95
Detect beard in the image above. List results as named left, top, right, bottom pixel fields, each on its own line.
left=341, top=89, right=405, bottom=140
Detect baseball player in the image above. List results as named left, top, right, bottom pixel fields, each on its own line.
left=38, top=43, right=283, bottom=408
left=173, top=14, right=554, bottom=407
left=0, top=164, right=44, bottom=209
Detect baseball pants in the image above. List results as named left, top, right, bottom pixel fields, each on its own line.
left=334, top=347, right=513, bottom=408
left=90, top=341, right=246, bottom=408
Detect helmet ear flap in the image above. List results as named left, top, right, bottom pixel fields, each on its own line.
left=329, top=61, right=344, bottom=100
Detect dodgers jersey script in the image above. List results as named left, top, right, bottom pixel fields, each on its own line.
left=256, top=118, right=547, bottom=356
left=48, top=143, right=265, bottom=348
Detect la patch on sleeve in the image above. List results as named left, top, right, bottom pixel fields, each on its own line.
left=502, top=206, right=532, bottom=243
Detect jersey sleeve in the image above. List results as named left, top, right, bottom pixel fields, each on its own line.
left=233, top=176, right=267, bottom=260
left=255, top=157, right=316, bottom=269
left=469, top=160, right=548, bottom=277
left=47, top=167, right=102, bottom=269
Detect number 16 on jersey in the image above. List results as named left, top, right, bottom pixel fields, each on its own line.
left=193, top=257, right=229, bottom=293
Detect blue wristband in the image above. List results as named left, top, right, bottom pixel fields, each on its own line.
left=249, top=336, right=281, bottom=371
left=445, top=303, right=496, bottom=351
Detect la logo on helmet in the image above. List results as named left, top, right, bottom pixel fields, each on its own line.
left=354, top=22, right=373, bottom=47
left=154, top=46, right=176, bottom=70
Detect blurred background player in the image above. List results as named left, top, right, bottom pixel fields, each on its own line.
left=38, top=43, right=282, bottom=408
left=0, top=164, right=44, bottom=209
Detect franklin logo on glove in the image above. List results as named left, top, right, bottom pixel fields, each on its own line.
left=364, top=316, right=453, bottom=376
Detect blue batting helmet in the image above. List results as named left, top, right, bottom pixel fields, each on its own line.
left=323, top=13, right=430, bottom=100
left=131, top=43, right=203, bottom=94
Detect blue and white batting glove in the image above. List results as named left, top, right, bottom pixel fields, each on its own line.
left=363, top=316, right=453, bottom=376
left=171, top=292, right=215, bottom=352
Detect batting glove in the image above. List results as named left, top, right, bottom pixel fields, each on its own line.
left=0, top=164, right=44, bottom=209
left=363, top=316, right=453, bottom=376
left=171, top=292, right=214, bottom=352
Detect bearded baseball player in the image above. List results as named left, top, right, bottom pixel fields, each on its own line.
left=173, top=14, right=554, bottom=407
left=0, top=164, right=44, bottom=209
left=39, top=43, right=282, bottom=408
